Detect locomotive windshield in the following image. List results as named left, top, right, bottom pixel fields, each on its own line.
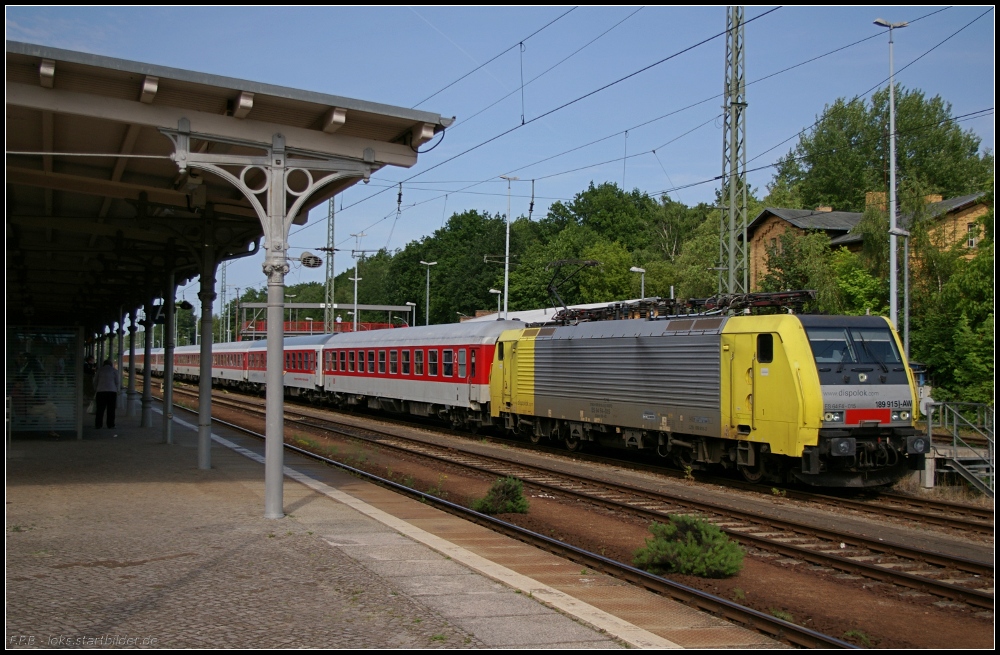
left=805, top=326, right=902, bottom=367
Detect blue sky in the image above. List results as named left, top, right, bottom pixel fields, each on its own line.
left=6, top=6, right=995, bottom=311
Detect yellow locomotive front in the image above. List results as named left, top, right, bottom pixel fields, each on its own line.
left=722, top=314, right=924, bottom=486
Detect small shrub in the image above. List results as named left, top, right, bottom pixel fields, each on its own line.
left=770, top=608, right=794, bottom=623
left=472, top=477, right=529, bottom=515
left=633, top=515, right=744, bottom=578
left=842, top=630, right=873, bottom=647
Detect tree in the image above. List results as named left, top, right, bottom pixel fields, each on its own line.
left=773, top=86, right=993, bottom=212
left=758, top=231, right=840, bottom=313
left=907, top=183, right=994, bottom=401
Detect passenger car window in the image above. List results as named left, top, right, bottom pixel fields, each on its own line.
left=428, top=350, right=438, bottom=376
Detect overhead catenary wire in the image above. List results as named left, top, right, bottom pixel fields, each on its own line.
left=295, top=6, right=984, bottom=254
left=411, top=6, right=578, bottom=109
left=452, top=6, right=645, bottom=131
left=649, top=108, right=994, bottom=198
left=300, top=105, right=991, bottom=262
left=335, top=6, right=782, bottom=222
left=747, top=6, right=987, bottom=166
left=377, top=6, right=900, bottom=197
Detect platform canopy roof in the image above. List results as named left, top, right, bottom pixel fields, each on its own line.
left=6, top=41, right=452, bottom=334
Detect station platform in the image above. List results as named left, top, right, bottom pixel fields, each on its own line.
left=5, top=403, right=778, bottom=649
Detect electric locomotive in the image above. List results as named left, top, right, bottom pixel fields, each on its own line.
left=490, top=313, right=924, bottom=487
left=133, top=305, right=924, bottom=488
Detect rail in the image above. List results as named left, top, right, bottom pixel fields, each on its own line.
left=926, top=402, right=995, bottom=497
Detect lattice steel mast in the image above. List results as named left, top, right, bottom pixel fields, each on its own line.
left=718, top=6, right=749, bottom=295
left=324, top=198, right=336, bottom=333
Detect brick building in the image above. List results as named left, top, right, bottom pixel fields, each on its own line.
left=746, top=192, right=988, bottom=290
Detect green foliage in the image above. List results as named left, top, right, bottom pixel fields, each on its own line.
left=578, top=240, right=633, bottom=302
left=830, top=248, right=886, bottom=316
left=471, top=477, right=529, bottom=515
left=672, top=217, right=721, bottom=299
left=632, top=516, right=744, bottom=578
left=774, top=86, right=992, bottom=212
left=758, top=231, right=839, bottom=312
left=908, top=183, right=994, bottom=401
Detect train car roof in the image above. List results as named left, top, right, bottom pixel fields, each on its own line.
left=326, top=321, right=522, bottom=348
left=213, top=340, right=254, bottom=351
left=245, top=334, right=338, bottom=351
left=531, top=316, right=729, bottom=340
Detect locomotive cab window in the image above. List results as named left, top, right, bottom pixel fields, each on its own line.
left=757, top=334, right=773, bottom=364
left=850, top=328, right=902, bottom=365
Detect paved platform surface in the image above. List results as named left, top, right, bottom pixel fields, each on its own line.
left=6, top=403, right=778, bottom=649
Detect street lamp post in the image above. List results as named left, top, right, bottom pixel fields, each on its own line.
left=499, top=175, right=519, bottom=319
left=630, top=267, right=646, bottom=300
left=405, top=301, right=416, bottom=327
left=489, top=288, right=502, bottom=316
left=285, top=294, right=296, bottom=334
left=420, top=260, right=437, bottom=325
left=874, top=17, right=907, bottom=330
left=890, top=226, right=911, bottom=357
left=349, top=276, right=362, bottom=332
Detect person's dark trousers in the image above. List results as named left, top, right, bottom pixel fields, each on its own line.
left=95, top=391, right=117, bottom=429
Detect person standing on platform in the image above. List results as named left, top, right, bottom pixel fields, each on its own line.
left=94, top=358, right=120, bottom=431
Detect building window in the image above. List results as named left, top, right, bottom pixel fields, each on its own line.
left=968, top=223, right=978, bottom=248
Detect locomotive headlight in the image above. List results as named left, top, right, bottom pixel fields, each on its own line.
left=830, top=437, right=856, bottom=457
left=824, top=412, right=834, bottom=421
left=823, top=411, right=843, bottom=423
left=906, top=436, right=927, bottom=454
left=900, top=411, right=910, bottom=420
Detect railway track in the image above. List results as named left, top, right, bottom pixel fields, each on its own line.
left=171, top=386, right=994, bottom=611
left=176, top=383, right=993, bottom=537
left=165, top=395, right=854, bottom=648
